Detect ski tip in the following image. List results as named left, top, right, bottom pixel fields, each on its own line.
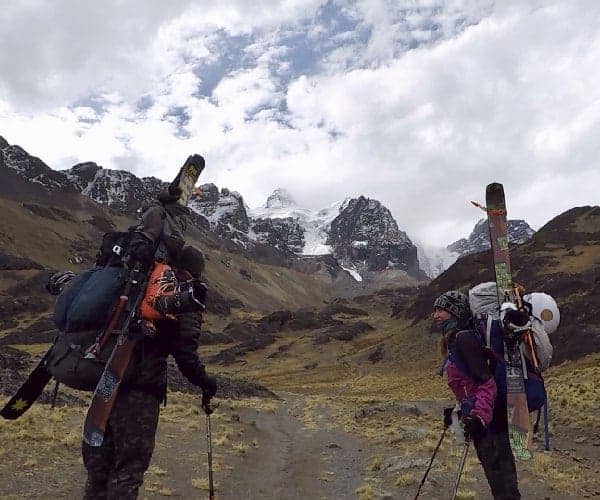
left=183, top=154, right=205, bottom=174
left=486, top=182, right=505, bottom=194
left=0, top=409, right=20, bottom=420
left=1, top=397, right=34, bottom=419
left=471, top=201, right=487, bottom=212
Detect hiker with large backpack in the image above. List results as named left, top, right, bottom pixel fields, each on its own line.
left=80, top=243, right=217, bottom=500
left=65, top=169, right=217, bottom=499
left=44, top=158, right=214, bottom=499
left=433, top=290, right=521, bottom=500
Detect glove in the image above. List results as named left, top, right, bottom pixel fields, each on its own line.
left=503, top=308, right=530, bottom=329
left=154, top=281, right=207, bottom=316
left=462, top=414, right=486, bottom=440
left=443, top=407, right=453, bottom=428
left=201, top=375, right=218, bottom=414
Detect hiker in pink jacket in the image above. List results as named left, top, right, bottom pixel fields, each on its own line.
left=434, top=290, right=521, bottom=500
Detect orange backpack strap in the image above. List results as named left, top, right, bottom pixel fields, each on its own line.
left=140, top=262, right=176, bottom=321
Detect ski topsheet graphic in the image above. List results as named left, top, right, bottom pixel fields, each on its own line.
left=484, top=182, right=533, bottom=461
left=1, top=348, right=54, bottom=420
left=83, top=155, right=204, bottom=447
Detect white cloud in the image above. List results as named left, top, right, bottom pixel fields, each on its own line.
left=1, top=0, right=599, bottom=248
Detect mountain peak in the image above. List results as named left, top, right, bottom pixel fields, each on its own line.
left=447, top=218, right=535, bottom=257
left=265, top=188, right=296, bottom=209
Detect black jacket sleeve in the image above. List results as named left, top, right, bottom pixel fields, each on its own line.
left=137, top=206, right=166, bottom=244
left=455, top=331, right=492, bottom=384
left=169, top=312, right=209, bottom=389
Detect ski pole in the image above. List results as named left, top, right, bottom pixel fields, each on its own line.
left=414, top=426, right=447, bottom=499
left=206, top=411, right=215, bottom=499
left=533, top=408, right=542, bottom=435
left=51, top=379, right=60, bottom=408
left=543, top=399, right=551, bottom=451
left=451, top=438, right=470, bottom=500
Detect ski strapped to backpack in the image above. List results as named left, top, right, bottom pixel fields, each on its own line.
left=0, top=347, right=56, bottom=419
left=475, top=182, right=533, bottom=460
left=83, top=154, right=205, bottom=447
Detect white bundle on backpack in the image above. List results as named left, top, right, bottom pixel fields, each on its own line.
left=524, top=292, right=560, bottom=334
left=523, top=292, right=559, bottom=371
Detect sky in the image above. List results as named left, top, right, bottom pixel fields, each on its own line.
left=1, top=0, right=599, bottom=247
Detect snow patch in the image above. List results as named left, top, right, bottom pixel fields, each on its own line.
left=189, top=190, right=242, bottom=224
left=249, top=193, right=348, bottom=256
left=341, top=264, right=363, bottom=282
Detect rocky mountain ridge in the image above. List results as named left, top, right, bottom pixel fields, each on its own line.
left=0, top=137, right=425, bottom=283
left=65, top=162, right=166, bottom=213
left=448, top=218, right=535, bottom=256
left=419, top=218, right=536, bottom=278
left=0, top=136, right=535, bottom=283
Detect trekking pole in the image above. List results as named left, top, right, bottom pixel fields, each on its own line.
left=50, top=379, right=60, bottom=408
left=451, top=438, right=470, bottom=500
left=206, top=412, right=214, bottom=499
left=543, top=399, right=551, bottom=451
left=414, top=426, right=447, bottom=499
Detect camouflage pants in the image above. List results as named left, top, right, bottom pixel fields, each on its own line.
left=474, top=431, right=521, bottom=500
left=82, top=390, right=160, bottom=500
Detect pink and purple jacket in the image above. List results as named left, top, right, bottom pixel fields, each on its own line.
left=444, top=330, right=497, bottom=426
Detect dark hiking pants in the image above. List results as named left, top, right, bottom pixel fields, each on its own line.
left=474, top=431, right=521, bottom=500
left=82, top=390, right=160, bottom=500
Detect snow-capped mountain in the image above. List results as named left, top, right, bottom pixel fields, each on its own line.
left=1, top=141, right=76, bottom=192
left=327, top=196, right=422, bottom=277
left=1, top=137, right=426, bottom=282
left=190, top=183, right=250, bottom=232
left=248, top=189, right=345, bottom=256
left=193, top=186, right=424, bottom=280
left=0, top=140, right=169, bottom=213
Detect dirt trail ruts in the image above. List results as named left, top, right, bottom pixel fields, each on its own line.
left=217, top=395, right=367, bottom=500
left=2, top=394, right=598, bottom=499
left=0, top=394, right=367, bottom=499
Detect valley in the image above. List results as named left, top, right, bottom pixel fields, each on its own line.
left=1, top=138, right=599, bottom=499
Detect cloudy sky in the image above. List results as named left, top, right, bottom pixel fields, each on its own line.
left=1, top=0, right=599, bottom=246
